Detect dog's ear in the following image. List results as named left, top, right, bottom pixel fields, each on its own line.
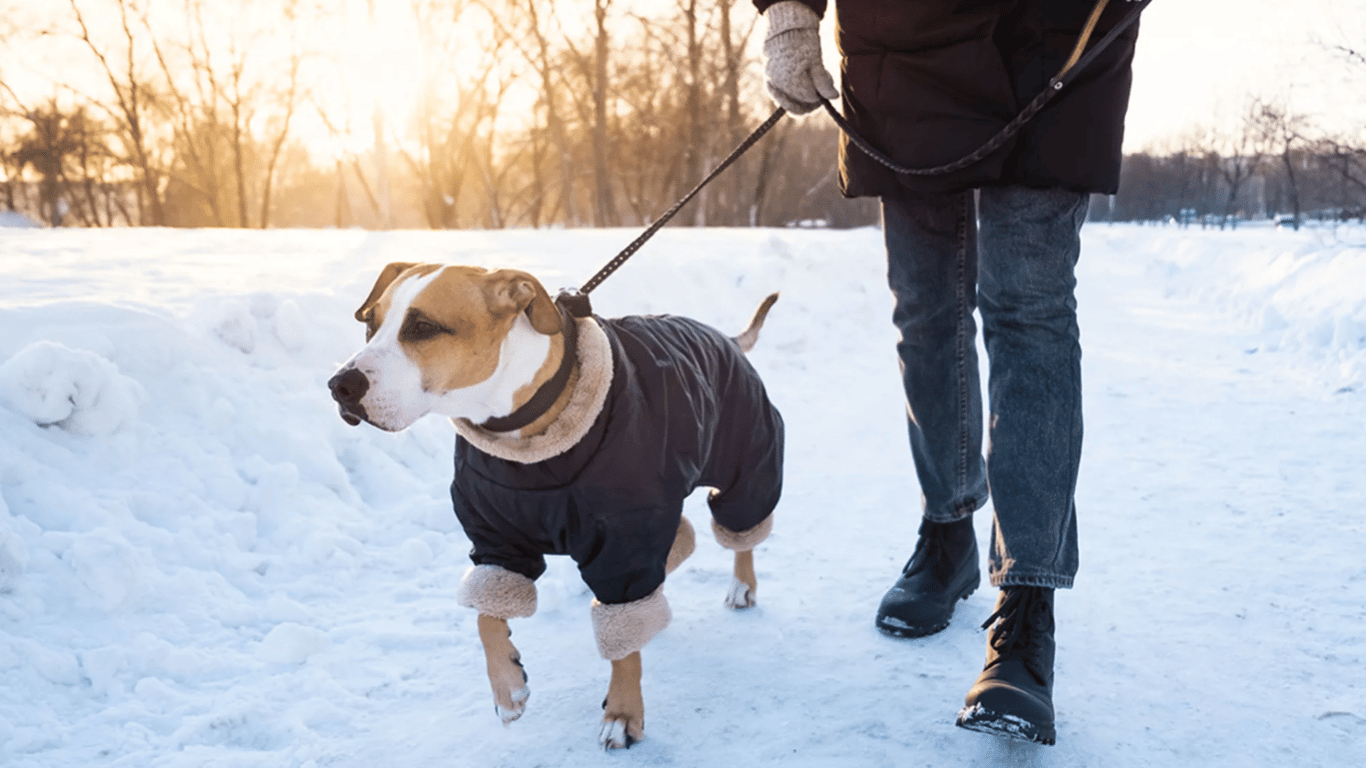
left=488, top=270, right=561, bottom=335
left=355, top=262, right=420, bottom=323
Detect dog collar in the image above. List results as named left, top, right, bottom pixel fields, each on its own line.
left=478, top=305, right=580, bottom=434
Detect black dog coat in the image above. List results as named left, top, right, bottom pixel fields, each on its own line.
left=451, top=313, right=784, bottom=607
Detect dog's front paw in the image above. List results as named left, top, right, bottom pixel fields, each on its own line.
left=490, top=652, right=530, bottom=725
left=599, top=713, right=643, bottom=750
left=725, top=576, right=756, bottom=609
left=495, top=684, right=530, bottom=724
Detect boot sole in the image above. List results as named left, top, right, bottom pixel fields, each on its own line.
left=874, top=579, right=978, bottom=638
left=955, top=703, right=1056, bottom=745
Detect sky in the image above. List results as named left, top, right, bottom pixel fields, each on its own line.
left=1123, top=0, right=1363, bottom=150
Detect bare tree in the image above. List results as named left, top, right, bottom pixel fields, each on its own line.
left=1315, top=137, right=1366, bottom=217
left=365, top=0, right=393, bottom=229
left=1316, top=23, right=1366, bottom=219
left=13, top=101, right=80, bottom=225
left=148, top=6, right=226, bottom=225
left=590, top=0, right=617, bottom=226
left=400, top=0, right=520, bottom=229
left=1, top=75, right=29, bottom=213
left=717, top=0, right=754, bottom=224
left=1196, top=107, right=1263, bottom=226
left=1250, top=96, right=1311, bottom=228
left=6, top=98, right=122, bottom=226
left=313, top=104, right=385, bottom=225
left=497, top=0, right=579, bottom=226
left=680, top=0, right=705, bottom=224
left=257, top=50, right=304, bottom=228
left=143, top=0, right=307, bottom=228
left=1, top=0, right=870, bottom=230
left=228, top=41, right=251, bottom=228
left=601, top=1, right=766, bottom=227
left=68, top=0, right=167, bottom=225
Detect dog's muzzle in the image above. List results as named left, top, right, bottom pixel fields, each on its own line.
left=328, top=367, right=370, bottom=427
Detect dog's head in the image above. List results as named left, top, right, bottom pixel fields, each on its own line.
left=328, top=262, right=563, bottom=431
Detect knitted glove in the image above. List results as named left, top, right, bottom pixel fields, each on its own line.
left=762, top=1, right=837, bottom=115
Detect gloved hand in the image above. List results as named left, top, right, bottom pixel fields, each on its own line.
left=762, top=1, right=838, bottom=115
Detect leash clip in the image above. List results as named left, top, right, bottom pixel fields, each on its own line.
left=556, top=288, right=592, bottom=319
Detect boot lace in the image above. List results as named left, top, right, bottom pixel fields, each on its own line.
left=902, top=519, right=965, bottom=576
left=981, top=586, right=1053, bottom=661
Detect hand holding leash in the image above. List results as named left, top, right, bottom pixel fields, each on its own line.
left=762, top=1, right=837, bottom=115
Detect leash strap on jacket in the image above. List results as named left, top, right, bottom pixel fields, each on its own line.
left=820, top=0, right=1149, bottom=178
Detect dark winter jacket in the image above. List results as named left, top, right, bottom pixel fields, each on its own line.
left=450, top=314, right=784, bottom=606
left=756, top=0, right=1140, bottom=196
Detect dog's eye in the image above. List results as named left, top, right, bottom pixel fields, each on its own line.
left=400, top=314, right=446, bottom=342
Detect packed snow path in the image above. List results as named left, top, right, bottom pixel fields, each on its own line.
left=0, top=224, right=1362, bottom=767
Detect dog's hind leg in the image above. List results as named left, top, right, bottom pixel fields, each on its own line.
left=665, top=516, right=695, bottom=575
left=727, top=549, right=758, bottom=609
left=477, top=614, right=530, bottom=724
left=600, top=651, right=645, bottom=749
left=712, top=515, right=774, bottom=609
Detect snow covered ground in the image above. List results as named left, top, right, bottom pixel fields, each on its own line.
left=0, top=221, right=1362, bottom=767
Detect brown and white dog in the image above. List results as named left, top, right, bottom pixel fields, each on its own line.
left=328, top=263, right=782, bottom=749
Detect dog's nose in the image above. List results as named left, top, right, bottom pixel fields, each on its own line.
left=329, top=367, right=370, bottom=404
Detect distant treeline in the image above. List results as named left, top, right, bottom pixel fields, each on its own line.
left=0, top=0, right=876, bottom=231
left=2, top=2, right=1360, bottom=232
left=1096, top=97, right=1366, bottom=228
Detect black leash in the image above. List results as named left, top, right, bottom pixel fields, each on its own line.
left=557, top=0, right=1149, bottom=318
left=556, top=106, right=787, bottom=319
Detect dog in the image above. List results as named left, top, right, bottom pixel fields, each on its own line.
left=328, top=262, right=783, bottom=749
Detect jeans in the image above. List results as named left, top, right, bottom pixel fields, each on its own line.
left=882, top=184, right=1088, bottom=589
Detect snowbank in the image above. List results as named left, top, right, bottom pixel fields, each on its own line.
left=0, top=340, right=143, bottom=436
left=1113, top=223, right=1366, bottom=392
left=0, top=224, right=1361, bottom=767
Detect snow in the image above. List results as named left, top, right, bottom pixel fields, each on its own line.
left=0, top=222, right=1363, bottom=766
left=0, top=211, right=40, bottom=229
left=0, top=340, right=144, bottom=436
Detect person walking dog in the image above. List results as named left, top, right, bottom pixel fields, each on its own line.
left=754, top=0, right=1141, bottom=745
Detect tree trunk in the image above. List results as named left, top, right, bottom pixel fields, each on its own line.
left=720, top=0, right=744, bottom=226
left=525, top=0, right=576, bottom=227
left=592, top=0, right=616, bottom=226
left=684, top=0, right=704, bottom=226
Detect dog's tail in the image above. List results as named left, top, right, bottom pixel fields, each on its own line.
left=732, top=292, right=779, bottom=354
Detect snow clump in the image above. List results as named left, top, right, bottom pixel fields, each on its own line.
left=0, top=340, right=142, bottom=436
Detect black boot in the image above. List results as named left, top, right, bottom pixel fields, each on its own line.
left=874, top=516, right=979, bottom=638
left=956, top=586, right=1057, bottom=745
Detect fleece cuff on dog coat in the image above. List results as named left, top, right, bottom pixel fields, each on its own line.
left=457, top=565, right=537, bottom=619
left=712, top=513, right=774, bottom=552
left=592, top=588, right=671, bottom=660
